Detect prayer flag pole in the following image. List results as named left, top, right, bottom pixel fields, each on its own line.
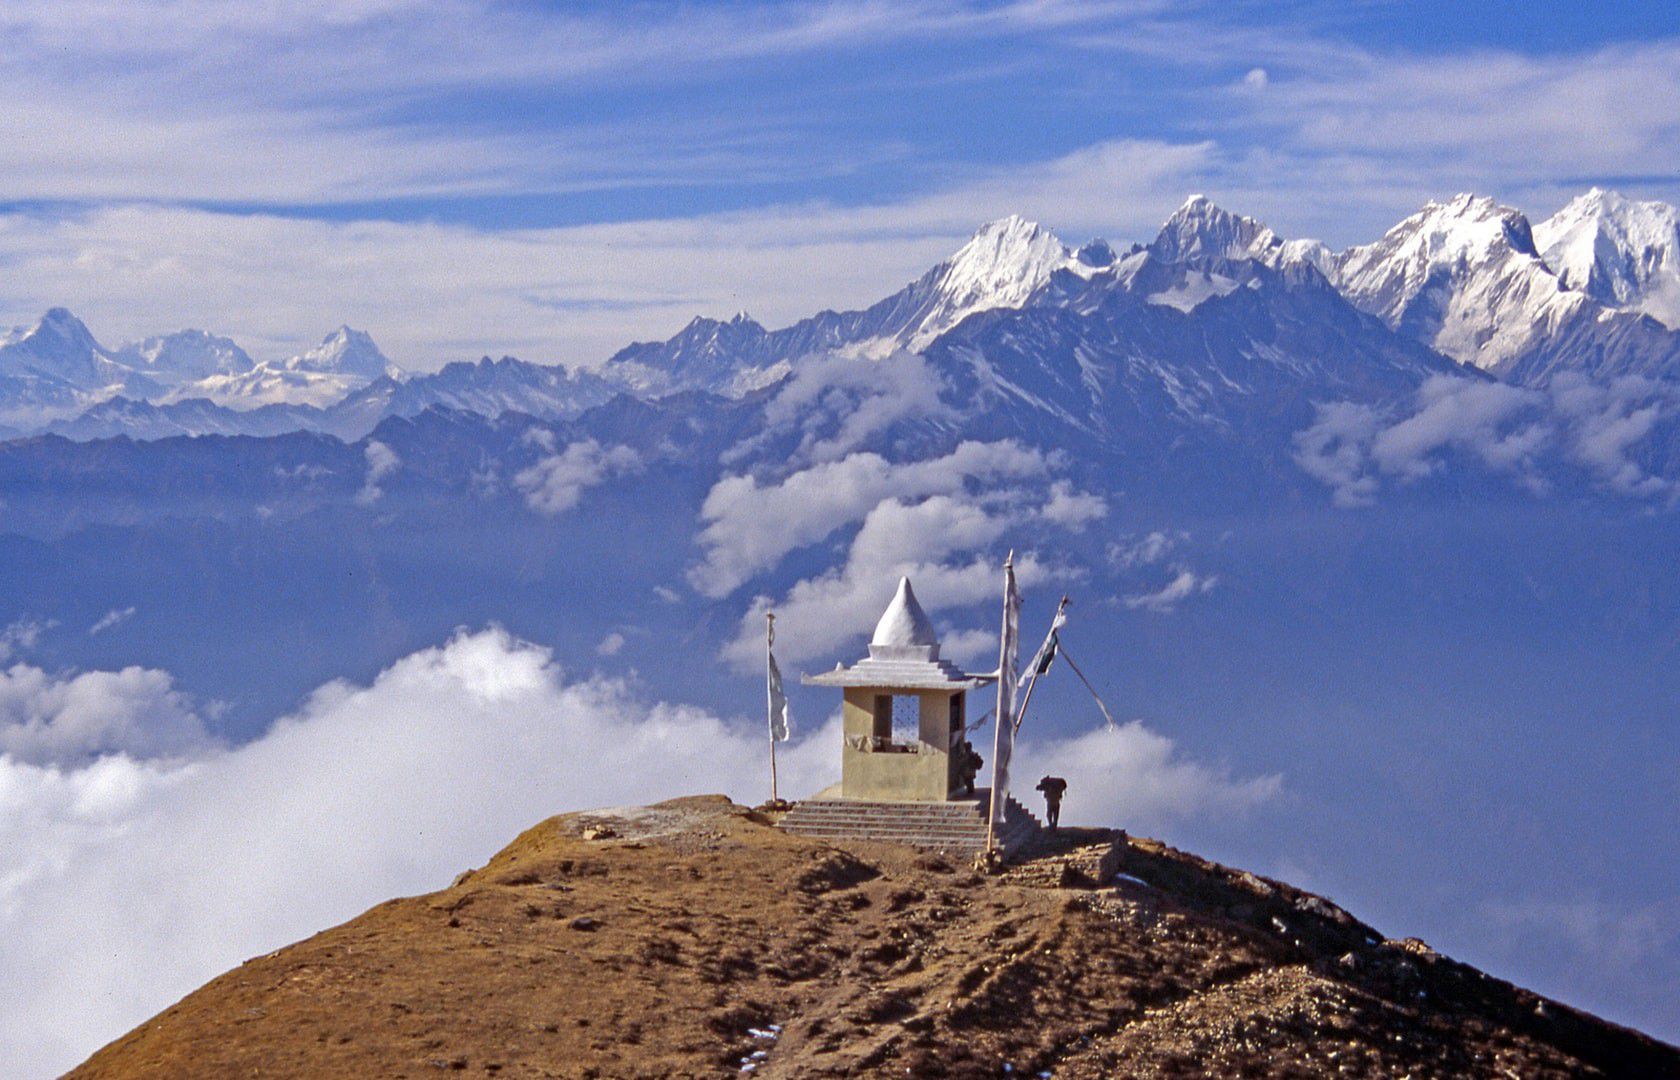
left=766, top=611, right=780, bottom=805
left=984, top=552, right=1020, bottom=858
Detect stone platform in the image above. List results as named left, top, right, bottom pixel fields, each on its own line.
left=777, top=788, right=1042, bottom=857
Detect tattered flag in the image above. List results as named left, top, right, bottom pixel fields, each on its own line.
left=1026, top=607, right=1067, bottom=677
left=767, top=622, right=791, bottom=743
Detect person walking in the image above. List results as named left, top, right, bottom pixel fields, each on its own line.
left=1035, top=775, right=1068, bottom=830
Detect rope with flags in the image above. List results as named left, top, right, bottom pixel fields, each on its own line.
left=1054, top=640, right=1118, bottom=731
left=1009, top=596, right=1120, bottom=736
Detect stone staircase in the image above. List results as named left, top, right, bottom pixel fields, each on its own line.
left=777, top=788, right=1042, bottom=857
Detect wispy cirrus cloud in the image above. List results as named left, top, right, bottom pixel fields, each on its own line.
left=87, top=607, right=137, bottom=637
left=0, top=1, right=1156, bottom=206
left=0, top=138, right=1206, bottom=367
left=0, top=3, right=1675, bottom=367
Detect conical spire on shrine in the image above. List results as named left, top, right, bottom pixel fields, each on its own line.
left=804, top=576, right=992, bottom=690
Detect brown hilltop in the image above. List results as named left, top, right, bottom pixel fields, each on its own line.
left=72, top=795, right=1679, bottom=1079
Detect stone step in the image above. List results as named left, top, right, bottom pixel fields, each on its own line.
left=782, top=819, right=1038, bottom=836
left=786, top=799, right=1032, bottom=816
left=776, top=833, right=994, bottom=839
left=778, top=793, right=1042, bottom=857
left=781, top=815, right=991, bottom=825
left=788, top=808, right=990, bottom=820
left=786, top=816, right=994, bottom=823
left=781, top=806, right=1040, bottom=826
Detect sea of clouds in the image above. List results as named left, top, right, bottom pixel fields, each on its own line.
left=0, top=626, right=1276, bottom=1078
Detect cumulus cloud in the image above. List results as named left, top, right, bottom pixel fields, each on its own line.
left=1292, top=400, right=1384, bottom=507
left=512, top=433, right=641, bottom=516
left=938, top=627, right=999, bottom=668
left=691, top=439, right=1053, bottom=597
left=0, top=662, right=213, bottom=766
left=595, top=632, right=626, bottom=657
left=1293, top=374, right=1680, bottom=505
left=87, top=607, right=137, bottom=636
left=1548, top=373, right=1680, bottom=497
left=1123, top=569, right=1218, bottom=613
left=723, top=489, right=1074, bottom=670
left=1015, top=721, right=1281, bottom=834
left=1039, top=479, right=1108, bottom=528
left=738, top=349, right=954, bottom=466
left=711, top=380, right=1108, bottom=666
left=354, top=439, right=400, bottom=505
left=0, top=627, right=1273, bottom=1077
left=1366, top=377, right=1544, bottom=482
left=0, top=628, right=834, bottom=1078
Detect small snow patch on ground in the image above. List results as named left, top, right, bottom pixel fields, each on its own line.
left=739, top=1023, right=780, bottom=1071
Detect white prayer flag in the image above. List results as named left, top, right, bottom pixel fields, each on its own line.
left=989, top=557, right=1021, bottom=826
left=1016, top=603, right=1068, bottom=735
left=767, top=622, right=790, bottom=743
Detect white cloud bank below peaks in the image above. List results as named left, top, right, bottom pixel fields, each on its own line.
left=0, top=626, right=1278, bottom=1078
left=1293, top=373, right=1680, bottom=506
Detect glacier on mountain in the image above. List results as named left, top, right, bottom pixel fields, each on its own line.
left=1535, top=187, right=1680, bottom=330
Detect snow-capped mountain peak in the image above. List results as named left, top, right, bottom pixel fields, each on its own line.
left=1149, top=195, right=1332, bottom=275
left=908, top=215, right=1086, bottom=347
left=1535, top=187, right=1680, bottom=329
left=286, top=326, right=400, bottom=381
left=1151, top=194, right=1281, bottom=263
left=114, top=329, right=255, bottom=384
left=0, top=307, right=125, bottom=390
left=1328, top=193, right=1588, bottom=374
left=4, top=306, right=103, bottom=358
left=1378, top=193, right=1538, bottom=267
left=1074, top=238, right=1118, bottom=268
left=939, top=215, right=1071, bottom=294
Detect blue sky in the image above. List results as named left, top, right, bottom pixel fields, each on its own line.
left=0, top=1, right=1676, bottom=366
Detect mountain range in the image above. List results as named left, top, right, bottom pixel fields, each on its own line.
left=7, top=187, right=1680, bottom=445
left=8, top=190, right=1680, bottom=1059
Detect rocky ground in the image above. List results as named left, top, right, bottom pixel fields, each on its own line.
left=71, top=796, right=1680, bottom=1078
